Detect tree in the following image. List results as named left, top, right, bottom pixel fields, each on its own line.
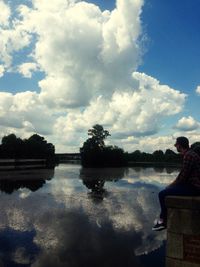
left=1, top=134, right=24, bottom=158
left=24, top=134, right=55, bottom=159
left=0, top=133, right=55, bottom=164
left=152, top=150, right=165, bottom=162
left=164, top=149, right=181, bottom=162
left=88, top=124, right=110, bottom=148
left=128, top=150, right=142, bottom=162
left=80, top=125, right=127, bottom=167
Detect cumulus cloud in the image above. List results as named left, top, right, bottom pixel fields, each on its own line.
left=0, top=1, right=31, bottom=68
left=196, top=85, right=200, bottom=95
left=15, top=0, right=144, bottom=108
left=0, top=0, right=189, bottom=152
left=174, top=116, right=200, bottom=131
left=0, top=0, right=10, bottom=26
left=0, top=64, right=5, bottom=77
left=18, top=62, right=38, bottom=78
left=0, top=91, right=54, bottom=136
left=118, top=135, right=176, bottom=153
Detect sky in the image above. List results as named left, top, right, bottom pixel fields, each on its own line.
left=0, top=0, right=200, bottom=153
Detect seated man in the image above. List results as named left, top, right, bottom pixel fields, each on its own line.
left=152, top=136, right=200, bottom=231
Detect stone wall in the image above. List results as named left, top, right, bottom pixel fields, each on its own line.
left=166, top=196, right=200, bottom=267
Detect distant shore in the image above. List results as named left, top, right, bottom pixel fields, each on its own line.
left=127, top=161, right=182, bottom=168
left=56, top=159, right=181, bottom=168
left=0, top=158, right=182, bottom=170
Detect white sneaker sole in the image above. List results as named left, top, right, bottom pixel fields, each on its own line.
left=152, top=225, right=166, bottom=231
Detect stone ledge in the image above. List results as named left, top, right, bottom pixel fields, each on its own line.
left=166, top=232, right=183, bottom=259
left=166, top=257, right=200, bottom=267
left=167, top=209, right=200, bottom=235
left=166, top=196, right=200, bottom=210
left=166, top=196, right=200, bottom=267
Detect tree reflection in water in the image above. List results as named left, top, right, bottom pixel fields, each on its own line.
left=80, top=167, right=127, bottom=202
left=0, top=179, right=46, bottom=194
left=0, top=168, right=54, bottom=194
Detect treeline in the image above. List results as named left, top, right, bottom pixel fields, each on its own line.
left=80, top=124, right=200, bottom=167
left=0, top=133, right=55, bottom=162
left=127, top=149, right=181, bottom=164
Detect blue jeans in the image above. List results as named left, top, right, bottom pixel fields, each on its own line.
left=159, top=184, right=200, bottom=224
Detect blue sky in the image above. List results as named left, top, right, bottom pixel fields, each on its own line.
left=0, top=0, right=200, bottom=152
left=140, top=0, right=200, bottom=119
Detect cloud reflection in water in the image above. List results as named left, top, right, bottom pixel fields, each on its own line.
left=0, top=165, right=173, bottom=266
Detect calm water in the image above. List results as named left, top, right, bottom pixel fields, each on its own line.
left=0, top=164, right=180, bottom=267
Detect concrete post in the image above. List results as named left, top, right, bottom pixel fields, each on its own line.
left=166, top=196, right=200, bottom=267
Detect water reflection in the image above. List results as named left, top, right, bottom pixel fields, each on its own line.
left=0, top=165, right=172, bottom=267
left=80, top=168, right=127, bottom=202
left=30, top=210, right=144, bottom=267
left=0, top=179, right=46, bottom=194
left=153, top=167, right=164, bottom=173
left=0, top=228, right=39, bottom=266
left=0, top=168, right=54, bottom=193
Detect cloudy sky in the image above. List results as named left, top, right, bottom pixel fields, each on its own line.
left=0, top=0, right=200, bottom=153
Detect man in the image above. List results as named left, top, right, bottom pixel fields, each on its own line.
left=152, top=136, right=200, bottom=231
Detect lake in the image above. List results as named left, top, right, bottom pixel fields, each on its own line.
left=0, top=164, right=180, bottom=267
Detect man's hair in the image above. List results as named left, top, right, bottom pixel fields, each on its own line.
left=176, top=136, right=189, bottom=149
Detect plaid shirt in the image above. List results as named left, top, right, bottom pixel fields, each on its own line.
left=174, top=149, right=200, bottom=189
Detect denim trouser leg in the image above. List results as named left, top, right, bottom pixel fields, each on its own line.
left=159, top=184, right=200, bottom=223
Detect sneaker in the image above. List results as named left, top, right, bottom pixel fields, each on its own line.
left=152, top=220, right=166, bottom=231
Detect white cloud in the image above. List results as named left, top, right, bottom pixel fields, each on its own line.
left=0, top=64, right=5, bottom=77
left=174, top=116, right=200, bottom=131
left=18, top=62, right=38, bottom=78
left=0, top=14, right=31, bottom=68
left=15, top=0, right=144, bottom=108
left=0, top=91, right=54, bottom=136
left=196, top=85, right=200, bottom=95
left=0, top=0, right=10, bottom=26
left=0, top=1, right=35, bottom=72
left=118, top=135, right=176, bottom=153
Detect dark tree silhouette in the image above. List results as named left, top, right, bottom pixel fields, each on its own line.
left=164, top=149, right=181, bottom=162
left=0, top=133, right=56, bottom=166
left=153, top=150, right=165, bottom=162
left=80, top=125, right=127, bottom=167
left=1, top=134, right=24, bottom=158
left=127, top=148, right=181, bottom=164
left=88, top=124, right=110, bottom=148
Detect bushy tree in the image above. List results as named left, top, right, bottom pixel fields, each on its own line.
left=127, top=148, right=181, bottom=164
left=164, top=149, right=181, bottom=162
left=153, top=150, right=165, bottom=162
left=24, top=134, right=55, bottom=159
left=80, top=125, right=127, bottom=167
left=0, top=133, right=55, bottom=163
left=86, top=124, right=110, bottom=149
left=1, top=134, right=24, bottom=158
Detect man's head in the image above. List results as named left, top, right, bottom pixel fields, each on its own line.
left=174, top=136, right=189, bottom=153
